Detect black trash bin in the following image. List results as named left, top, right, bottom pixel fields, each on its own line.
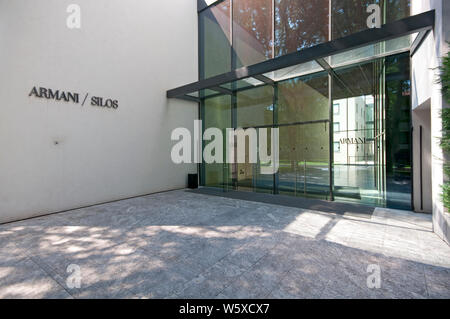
left=188, top=174, right=198, bottom=189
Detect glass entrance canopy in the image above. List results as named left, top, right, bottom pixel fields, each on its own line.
left=167, top=11, right=434, bottom=102
left=167, top=10, right=434, bottom=209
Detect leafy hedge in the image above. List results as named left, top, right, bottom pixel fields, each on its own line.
left=443, top=52, right=450, bottom=103
left=441, top=51, right=450, bottom=211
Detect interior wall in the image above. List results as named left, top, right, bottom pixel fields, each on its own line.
left=0, top=0, right=198, bottom=223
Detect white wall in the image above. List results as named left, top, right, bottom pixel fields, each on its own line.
left=0, top=0, right=198, bottom=223
left=411, top=0, right=449, bottom=243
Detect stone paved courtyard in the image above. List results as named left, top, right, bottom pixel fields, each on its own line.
left=0, top=189, right=449, bottom=299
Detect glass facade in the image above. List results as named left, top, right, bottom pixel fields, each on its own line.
left=331, top=0, right=411, bottom=40
left=199, top=0, right=412, bottom=209
left=275, top=0, right=329, bottom=56
left=199, top=0, right=231, bottom=78
left=233, top=0, right=274, bottom=67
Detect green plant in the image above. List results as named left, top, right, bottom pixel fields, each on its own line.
left=441, top=50, right=450, bottom=211
left=442, top=52, right=450, bottom=104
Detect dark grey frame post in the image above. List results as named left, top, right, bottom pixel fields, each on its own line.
left=198, top=9, right=205, bottom=187
left=273, top=82, right=279, bottom=195
left=328, top=74, right=334, bottom=201
left=230, top=0, right=238, bottom=191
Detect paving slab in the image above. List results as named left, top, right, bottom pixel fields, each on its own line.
left=0, top=189, right=449, bottom=299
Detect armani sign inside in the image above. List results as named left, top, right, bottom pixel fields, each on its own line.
left=28, top=86, right=119, bottom=109
left=340, top=137, right=372, bottom=145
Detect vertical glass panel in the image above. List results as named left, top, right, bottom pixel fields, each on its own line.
left=236, top=85, right=274, bottom=128
left=278, top=72, right=329, bottom=124
left=203, top=95, right=232, bottom=189
left=278, top=123, right=330, bottom=199
left=275, top=0, right=329, bottom=57
left=200, top=0, right=231, bottom=79
left=331, top=0, right=373, bottom=39
left=386, top=0, right=411, bottom=23
left=278, top=72, right=330, bottom=199
left=331, top=0, right=410, bottom=40
left=233, top=0, right=273, bottom=67
left=236, top=85, right=274, bottom=193
left=385, top=53, right=412, bottom=209
left=332, top=60, right=386, bottom=206
left=333, top=96, right=381, bottom=204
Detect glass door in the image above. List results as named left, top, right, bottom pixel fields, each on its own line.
left=332, top=59, right=386, bottom=206
left=202, top=95, right=232, bottom=190
left=235, top=127, right=274, bottom=194
left=278, top=122, right=330, bottom=199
